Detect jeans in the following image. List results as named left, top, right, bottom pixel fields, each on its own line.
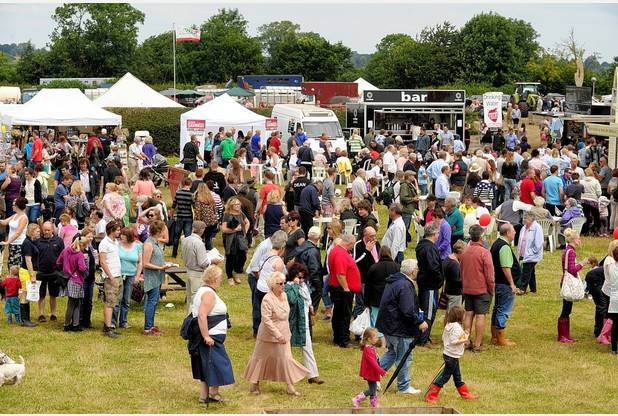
left=144, top=285, right=160, bottom=330
left=252, top=289, right=267, bottom=336
left=434, top=355, right=464, bottom=388
left=518, top=262, right=537, bottom=292
left=418, top=289, right=439, bottom=345
left=395, top=252, right=404, bottom=265
left=329, top=286, right=354, bottom=346
left=364, top=381, right=378, bottom=398
left=79, top=279, right=95, bottom=328
left=112, top=275, right=135, bottom=327
left=588, top=284, right=609, bottom=336
left=322, top=276, right=333, bottom=309
left=380, top=335, right=414, bottom=392
left=172, top=218, right=193, bottom=256
left=503, top=178, right=517, bottom=201
left=26, top=204, right=41, bottom=223
left=491, top=284, right=515, bottom=329
left=419, top=184, right=428, bottom=195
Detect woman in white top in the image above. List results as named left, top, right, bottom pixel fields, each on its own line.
left=0, top=196, right=29, bottom=267
left=190, top=265, right=235, bottom=403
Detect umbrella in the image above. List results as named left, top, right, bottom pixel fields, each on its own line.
left=383, top=336, right=420, bottom=394
left=215, top=87, right=255, bottom=98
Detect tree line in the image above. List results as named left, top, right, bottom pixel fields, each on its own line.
left=0, top=4, right=616, bottom=95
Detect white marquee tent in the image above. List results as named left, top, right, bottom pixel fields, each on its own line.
left=1, top=88, right=121, bottom=126
left=179, top=93, right=267, bottom=160
left=94, top=72, right=184, bottom=108
left=355, top=77, right=379, bottom=98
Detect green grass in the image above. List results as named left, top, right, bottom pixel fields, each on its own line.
left=2, top=186, right=618, bottom=413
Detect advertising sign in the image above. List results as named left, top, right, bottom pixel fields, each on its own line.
left=363, top=90, right=465, bottom=104
left=346, top=103, right=365, bottom=129
left=483, top=92, right=503, bottom=128
left=183, top=119, right=206, bottom=166
left=266, top=118, right=278, bottom=130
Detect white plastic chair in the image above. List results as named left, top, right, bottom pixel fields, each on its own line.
left=343, top=218, right=358, bottom=236
left=537, top=219, right=555, bottom=252
left=272, top=158, right=284, bottom=184
left=312, top=166, right=327, bottom=181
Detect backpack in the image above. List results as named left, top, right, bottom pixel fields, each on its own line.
left=378, top=180, right=397, bottom=206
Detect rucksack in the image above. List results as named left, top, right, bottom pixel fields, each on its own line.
left=379, top=180, right=397, bottom=206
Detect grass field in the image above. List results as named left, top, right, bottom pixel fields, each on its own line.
left=2, top=167, right=618, bottom=413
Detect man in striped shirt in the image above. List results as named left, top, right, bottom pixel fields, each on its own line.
left=171, top=177, right=194, bottom=257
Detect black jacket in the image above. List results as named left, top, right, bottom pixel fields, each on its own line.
left=295, top=240, right=322, bottom=284
left=359, top=214, right=379, bottom=237
left=364, top=256, right=400, bottom=307
left=415, top=238, right=444, bottom=291
left=353, top=239, right=380, bottom=284
left=376, top=272, right=424, bottom=338
left=204, top=170, right=226, bottom=197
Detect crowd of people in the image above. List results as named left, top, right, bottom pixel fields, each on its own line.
left=2, top=120, right=618, bottom=407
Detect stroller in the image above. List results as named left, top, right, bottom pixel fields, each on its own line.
left=141, top=153, right=169, bottom=187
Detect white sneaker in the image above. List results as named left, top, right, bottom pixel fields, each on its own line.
left=398, top=386, right=421, bottom=394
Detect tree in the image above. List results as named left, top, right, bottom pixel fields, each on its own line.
left=257, top=20, right=300, bottom=58
left=0, top=52, right=17, bottom=83
left=48, top=3, right=145, bottom=77
left=131, top=32, right=174, bottom=84
left=267, top=32, right=353, bottom=81
left=15, top=42, right=52, bottom=84
left=364, top=34, right=415, bottom=88
left=415, top=22, right=461, bottom=87
left=458, top=12, right=538, bottom=86
left=525, top=50, right=576, bottom=93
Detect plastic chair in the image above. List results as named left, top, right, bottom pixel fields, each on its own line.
left=537, top=219, right=555, bottom=252
left=312, top=166, right=327, bottom=180
left=272, top=158, right=284, bottom=184
left=343, top=218, right=357, bottom=235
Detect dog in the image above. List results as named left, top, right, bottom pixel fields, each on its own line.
left=0, top=352, right=26, bottom=386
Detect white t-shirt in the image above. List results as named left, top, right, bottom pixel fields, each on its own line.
left=443, top=322, right=466, bottom=358
left=96, top=219, right=107, bottom=237
left=383, top=152, right=397, bottom=174
left=256, top=255, right=283, bottom=293
left=99, top=236, right=122, bottom=278
left=191, top=286, right=227, bottom=336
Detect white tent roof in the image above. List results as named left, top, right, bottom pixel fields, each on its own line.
left=94, top=72, right=184, bottom=108
left=180, top=93, right=266, bottom=126
left=2, top=88, right=121, bottom=126
left=355, top=77, right=378, bottom=97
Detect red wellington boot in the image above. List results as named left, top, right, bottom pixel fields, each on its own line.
left=457, top=384, right=478, bottom=400
left=558, top=318, right=575, bottom=343
left=425, top=384, right=442, bottom=404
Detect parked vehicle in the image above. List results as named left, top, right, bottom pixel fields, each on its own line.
left=301, top=82, right=359, bottom=107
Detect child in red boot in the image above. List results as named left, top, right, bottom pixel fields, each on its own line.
left=425, top=305, right=478, bottom=404
left=353, top=328, right=386, bottom=409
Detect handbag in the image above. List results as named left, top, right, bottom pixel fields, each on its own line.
left=560, top=248, right=585, bottom=302
left=596, top=318, right=612, bottom=345
left=131, top=280, right=144, bottom=303
left=53, top=270, right=71, bottom=288
left=349, top=307, right=371, bottom=337
left=236, top=233, right=249, bottom=251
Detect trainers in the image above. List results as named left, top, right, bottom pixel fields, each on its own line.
left=143, top=328, right=161, bottom=336
left=119, top=323, right=131, bottom=329
left=38, top=315, right=47, bottom=323
left=104, top=329, right=119, bottom=338
left=398, top=386, right=422, bottom=394
left=50, top=315, right=58, bottom=321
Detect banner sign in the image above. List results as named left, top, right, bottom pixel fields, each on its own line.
left=266, top=118, right=278, bottom=130
left=363, top=90, right=465, bottom=104
left=184, top=119, right=206, bottom=166
left=187, top=119, right=205, bottom=130
left=176, top=26, right=201, bottom=43
left=346, top=103, right=365, bottom=129
left=483, top=92, right=503, bottom=128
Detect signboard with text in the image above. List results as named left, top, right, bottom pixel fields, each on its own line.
left=266, top=118, right=278, bottom=130
left=483, top=92, right=504, bottom=128
left=363, top=89, right=465, bottom=104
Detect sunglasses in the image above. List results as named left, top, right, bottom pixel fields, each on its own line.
left=276, top=282, right=285, bottom=286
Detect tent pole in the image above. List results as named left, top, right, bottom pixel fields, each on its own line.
left=173, top=23, right=176, bottom=103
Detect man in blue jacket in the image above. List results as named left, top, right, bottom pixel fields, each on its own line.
left=298, top=180, right=322, bottom=236
left=376, top=259, right=428, bottom=395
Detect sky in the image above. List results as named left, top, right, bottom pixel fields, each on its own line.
left=0, top=2, right=617, bottom=61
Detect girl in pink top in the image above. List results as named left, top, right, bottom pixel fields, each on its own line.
left=132, top=171, right=157, bottom=198
left=58, top=213, right=78, bottom=248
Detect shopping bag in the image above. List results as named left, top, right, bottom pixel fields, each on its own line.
left=349, top=307, right=371, bottom=337
left=597, top=318, right=612, bottom=345
left=26, top=281, right=41, bottom=302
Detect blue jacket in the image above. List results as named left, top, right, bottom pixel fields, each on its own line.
left=376, top=272, right=424, bottom=338
left=299, top=183, right=320, bottom=214
left=296, top=132, right=307, bottom=146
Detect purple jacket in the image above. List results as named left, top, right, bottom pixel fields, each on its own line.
left=56, top=246, right=87, bottom=285
left=435, top=219, right=452, bottom=260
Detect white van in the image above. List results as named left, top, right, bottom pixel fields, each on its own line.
left=271, top=104, right=346, bottom=154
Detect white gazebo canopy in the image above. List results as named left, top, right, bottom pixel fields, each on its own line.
left=355, top=77, right=379, bottom=98
left=1, top=88, right=121, bottom=126
left=94, top=72, right=185, bottom=108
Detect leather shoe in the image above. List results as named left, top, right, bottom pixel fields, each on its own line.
left=308, top=377, right=324, bottom=385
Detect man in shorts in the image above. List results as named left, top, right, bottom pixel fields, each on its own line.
left=99, top=220, right=122, bottom=338
left=34, top=221, right=65, bottom=322
left=459, top=224, right=495, bottom=352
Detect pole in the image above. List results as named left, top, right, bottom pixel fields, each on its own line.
left=173, top=23, right=176, bottom=103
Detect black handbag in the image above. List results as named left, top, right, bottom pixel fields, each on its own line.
left=131, top=280, right=144, bottom=303
left=53, top=270, right=71, bottom=288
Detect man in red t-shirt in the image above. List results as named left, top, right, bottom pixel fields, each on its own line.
left=328, top=234, right=361, bottom=348
left=519, top=168, right=536, bottom=205
left=258, top=171, right=280, bottom=215
left=31, top=134, right=43, bottom=168
left=268, top=132, right=281, bottom=155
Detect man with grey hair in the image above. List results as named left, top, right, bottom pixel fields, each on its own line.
left=516, top=212, right=543, bottom=295
left=295, top=226, right=323, bottom=310
left=181, top=220, right=222, bottom=312
left=328, top=233, right=362, bottom=348
left=376, top=258, right=428, bottom=395
left=415, top=221, right=444, bottom=348
left=381, top=203, right=407, bottom=264
left=352, top=169, right=369, bottom=200
left=248, top=230, right=287, bottom=336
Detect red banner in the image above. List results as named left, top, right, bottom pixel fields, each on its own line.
left=266, top=118, right=277, bottom=130
left=187, top=119, right=205, bottom=129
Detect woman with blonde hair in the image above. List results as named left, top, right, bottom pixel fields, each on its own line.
left=264, top=188, right=287, bottom=238
left=558, top=229, right=591, bottom=343
left=142, top=220, right=171, bottom=335
left=222, top=197, right=249, bottom=285
left=102, top=182, right=126, bottom=223
left=194, top=183, right=219, bottom=250
left=142, top=135, right=156, bottom=163
left=56, top=236, right=89, bottom=331
left=190, top=265, right=235, bottom=403
left=66, top=180, right=91, bottom=225
left=244, top=271, right=309, bottom=395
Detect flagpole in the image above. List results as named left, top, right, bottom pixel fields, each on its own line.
left=173, top=23, right=177, bottom=103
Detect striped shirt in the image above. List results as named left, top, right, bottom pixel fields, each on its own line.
left=173, top=188, right=194, bottom=219
left=349, top=135, right=364, bottom=154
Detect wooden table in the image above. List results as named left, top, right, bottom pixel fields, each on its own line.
left=165, top=266, right=188, bottom=287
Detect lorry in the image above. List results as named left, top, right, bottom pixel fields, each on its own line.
left=271, top=104, right=346, bottom=154
left=301, top=82, right=359, bottom=107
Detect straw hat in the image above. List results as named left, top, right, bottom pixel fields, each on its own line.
left=469, top=163, right=482, bottom=173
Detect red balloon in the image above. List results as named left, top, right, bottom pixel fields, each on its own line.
left=479, top=213, right=491, bottom=227
left=613, top=228, right=618, bottom=240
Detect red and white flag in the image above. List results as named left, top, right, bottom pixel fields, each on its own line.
left=176, top=25, right=201, bottom=43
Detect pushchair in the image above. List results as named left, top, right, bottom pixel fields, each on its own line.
left=141, top=153, right=169, bottom=187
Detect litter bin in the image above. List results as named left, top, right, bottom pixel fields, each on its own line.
left=168, top=166, right=189, bottom=201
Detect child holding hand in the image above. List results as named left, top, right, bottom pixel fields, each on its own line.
left=1, top=266, right=22, bottom=324
left=425, top=305, right=478, bottom=404
left=353, top=327, right=386, bottom=409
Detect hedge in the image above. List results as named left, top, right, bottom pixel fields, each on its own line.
left=109, top=105, right=347, bottom=157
